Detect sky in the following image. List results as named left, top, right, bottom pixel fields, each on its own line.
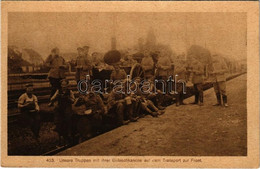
left=8, top=12, right=246, bottom=60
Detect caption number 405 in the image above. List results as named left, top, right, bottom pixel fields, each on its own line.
left=46, top=158, right=55, bottom=162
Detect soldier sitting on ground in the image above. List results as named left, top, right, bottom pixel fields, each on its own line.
left=74, top=91, right=107, bottom=139
left=18, top=83, right=41, bottom=140
left=107, top=85, right=135, bottom=126
left=132, top=78, right=165, bottom=118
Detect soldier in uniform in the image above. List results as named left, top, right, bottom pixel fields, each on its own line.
left=110, top=63, right=127, bottom=81
left=45, top=48, right=67, bottom=99
left=132, top=78, right=165, bottom=117
left=18, top=83, right=40, bottom=140
left=156, top=55, right=173, bottom=108
left=50, top=79, right=75, bottom=145
left=157, top=55, right=172, bottom=81
left=174, top=60, right=187, bottom=107
left=141, top=51, right=155, bottom=79
left=107, top=89, right=130, bottom=126
left=75, top=47, right=92, bottom=83
left=211, top=57, right=229, bottom=107
left=191, top=59, right=204, bottom=106
left=74, top=92, right=107, bottom=139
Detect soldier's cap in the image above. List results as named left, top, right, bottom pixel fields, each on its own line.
left=83, top=46, right=89, bottom=50
left=25, top=83, right=33, bottom=87
left=77, top=47, right=84, bottom=51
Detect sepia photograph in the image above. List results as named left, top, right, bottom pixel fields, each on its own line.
left=1, top=1, right=259, bottom=168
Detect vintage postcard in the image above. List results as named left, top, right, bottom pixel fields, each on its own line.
left=1, top=1, right=259, bottom=168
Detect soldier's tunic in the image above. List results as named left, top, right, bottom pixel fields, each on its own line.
left=45, top=55, right=66, bottom=98
left=157, top=56, right=172, bottom=80
left=83, top=94, right=106, bottom=115
left=110, top=69, right=127, bottom=81
left=18, top=93, right=40, bottom=138
left=75, top=55, right=92, bottom=82
left=75, top=55, right=92, bottom=83
left=107, top=92, right=126, bottom=125
left=192, top=61, right=204, bottom=104
left=141, top=56, right=154, bottom=78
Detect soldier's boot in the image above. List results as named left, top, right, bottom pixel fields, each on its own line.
left=191, top=94, right=199, bottom=104
left=180, top=94, right=186, bottom=105
left=223, top=95, right=228, bottom=107
left=175, top=95, right=180, bottom=107
left=213, top=93, right=221, bottom=106
left=199, top=94, right=204, bottom=106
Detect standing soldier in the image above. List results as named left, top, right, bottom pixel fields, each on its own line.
left=155, top=55, right=172, bottom=108
left=211, top=57, right=229, bottom=107
left=18, top=83, right=40, bottom=140
left=157, top=55, right=172, bottom=81
left=84, top=46, right=93, bottom=80
left=141, top=51, right=155, bottom=79
left=75, top=47, right=92, bottom=83
left=174, top=60, right=187, bottom=107
left=45, top=48, right=67, bottom=99
left=50, top=79, right=75, bottom=145
left=191, top=59, right=204, bottom=106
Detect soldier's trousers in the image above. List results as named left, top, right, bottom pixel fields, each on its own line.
left=20, top=110, right=41, bottom=138
left=213, top=81, right=226, bottom=95
left=193, top=83, right=203, bottom=103
left=49, top=77, right=62, bottom=98
left=213, top=81, right=227, bottom=104
left=175, top=82, right=185, bottom=105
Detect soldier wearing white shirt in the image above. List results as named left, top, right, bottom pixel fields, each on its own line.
left=18, top=83, right=40, bottom=139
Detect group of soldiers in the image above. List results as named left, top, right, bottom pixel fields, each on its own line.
left=17, top=46, right=229, bottom=145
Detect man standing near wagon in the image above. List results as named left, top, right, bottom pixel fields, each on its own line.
left=211, top=57, right=229, bottom=107
left=174, top=60, right=188, bottom=107
left=141, top=51, right=155, bottom=79
left=191, top=59, right=204, bottom=106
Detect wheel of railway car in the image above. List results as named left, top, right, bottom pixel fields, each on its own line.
left=129, top=63, right=145, bottom=80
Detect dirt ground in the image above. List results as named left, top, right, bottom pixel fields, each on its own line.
left=59, top=74, right=247, bottom=156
